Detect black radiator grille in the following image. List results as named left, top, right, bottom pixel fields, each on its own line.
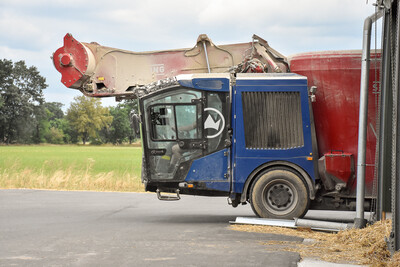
left=242, top=91, right=304, bottom=149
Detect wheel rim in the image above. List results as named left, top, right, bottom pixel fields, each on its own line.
left=262, top=179, right=298, bottom=216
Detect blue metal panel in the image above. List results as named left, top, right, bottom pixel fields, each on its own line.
left=185, top=149, right=230, bottom=191
left=204, top=181, right=230, bottom=192
left=178, top=77, right=230, bottom=92
left=236, top=78, right=307, bottom=87
left=232, top=74, right=315, bottom=194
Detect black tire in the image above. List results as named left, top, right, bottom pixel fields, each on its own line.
left=250, top=167, right=309, bottom=219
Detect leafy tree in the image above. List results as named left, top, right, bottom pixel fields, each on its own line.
left=41, top=102, right=69, bottom=144
left=109, top=104, right=132, bottom=144
left=101, top=100, right=139, bottom=144
left=50, top=118, right=76, bottom=144
left=44, top=102, right=64, bottom=120
left=0, top=59, right=47, bottom=143
left=33, top=107, right=50, bottom=143
left=44, top=127, right=65, bottom=144
left=66, top=96, right=113, bottom=144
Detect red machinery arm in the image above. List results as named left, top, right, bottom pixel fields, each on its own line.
left=52, top=33, right=288, bottom=100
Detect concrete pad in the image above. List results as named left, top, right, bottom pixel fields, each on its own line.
left=298, top=258, right=368, bottom=267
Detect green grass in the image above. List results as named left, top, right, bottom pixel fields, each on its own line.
left=0, top=145, right=144, bottom=192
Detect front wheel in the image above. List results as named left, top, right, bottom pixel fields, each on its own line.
left=250, top=167, right=309, bottom=219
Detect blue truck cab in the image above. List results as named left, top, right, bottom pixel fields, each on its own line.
left=138, top=73, right=317, bottom=219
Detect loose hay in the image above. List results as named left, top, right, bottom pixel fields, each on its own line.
left=231, top=219, right=400, bottom=266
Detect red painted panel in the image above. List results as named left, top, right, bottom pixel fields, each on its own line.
left=290, top=51, right=380, bottom=196
left=324, top=152, right=354, bottom=184
left=53, top=34, right=89, bottom=88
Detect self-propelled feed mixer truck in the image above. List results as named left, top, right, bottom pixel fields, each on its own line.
left=53, top=33, right=379, bottom=219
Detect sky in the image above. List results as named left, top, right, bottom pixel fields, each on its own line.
left=0, top=0, right=380, bottom=110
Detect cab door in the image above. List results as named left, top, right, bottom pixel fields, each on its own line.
left=183, top=91, right=232, bottom=192
left=142, top=88, right=204, bottom=181
left=141, top=86, right=231, bottom=192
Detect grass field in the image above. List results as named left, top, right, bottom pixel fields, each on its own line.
left=0, top=145, right=144, bottom=192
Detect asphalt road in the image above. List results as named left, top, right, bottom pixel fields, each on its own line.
left=0, top=189, right=302, bottom=266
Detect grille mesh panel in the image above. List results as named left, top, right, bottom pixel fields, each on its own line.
left=242, top=91, right=304, bottom=149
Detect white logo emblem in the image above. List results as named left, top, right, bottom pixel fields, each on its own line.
left=205, top=115, right=221, bottom=131
left=150, top=64, right=165, bottom=76
left=204, top=108, right=225, bottom=138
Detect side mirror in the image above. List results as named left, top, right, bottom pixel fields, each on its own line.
left=130, top=110, right=141, bottom=136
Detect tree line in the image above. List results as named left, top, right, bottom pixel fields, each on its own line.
left=0, top=59, right=138, bottom=145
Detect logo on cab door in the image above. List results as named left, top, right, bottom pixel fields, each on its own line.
left=204, top=108, right=225, bottom=138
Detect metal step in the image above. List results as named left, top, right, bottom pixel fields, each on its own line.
left=156, top=189, right=180, bottom=201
